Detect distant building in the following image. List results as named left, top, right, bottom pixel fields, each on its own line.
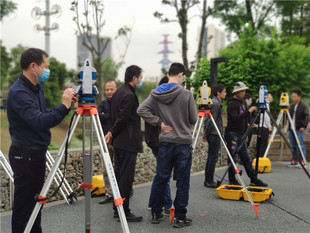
left=197, top=24, right=226, bottom=60
left=77, top=34, right=112, bottom=69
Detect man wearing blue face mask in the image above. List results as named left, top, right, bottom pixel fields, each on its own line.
left=7, top=48, right=78, bottom=233
left=105, top=65, right=143, bottom=222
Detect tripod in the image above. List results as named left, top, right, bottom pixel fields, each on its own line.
left=0, top=150, right=76, bottom=205
left=192, top=108, right=259, bottom=217
left=0, top=150, right=14, bottom=182
left=24, top=104, right=130, bottom=233
left=263, top=108, right=308, bottom=166
left=218, top=107, right=310, bottom=184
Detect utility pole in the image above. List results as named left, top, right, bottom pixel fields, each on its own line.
left=32, top=0, right=61, bottom=54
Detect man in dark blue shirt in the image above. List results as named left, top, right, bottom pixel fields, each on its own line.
left=7, top=48, right=77, bottom=233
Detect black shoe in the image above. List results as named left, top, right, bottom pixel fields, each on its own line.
left=113, top=211, right=119, bottom=218
left=151, top=213, right=164, bottom=224
left=99, top=195, right=113, bottom=204
left=173, top=217, right=192, bottom=228
left=117, top=212, right=143, bottom=222
left=229, top=179, right=241, bottom=186
left=251, top=179, right=268, bottom=187
left=204, top=181, right=217, bottom=188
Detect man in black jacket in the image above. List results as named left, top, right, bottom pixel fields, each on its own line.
left=225, top=81, right=267, bottom=187
left=98, top=80, right=117, bottom=204
left=288, top=89, right=309, bottom=166
left=105, top=65, right=143, bottom=222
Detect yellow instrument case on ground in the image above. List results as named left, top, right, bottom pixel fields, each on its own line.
left=252, top=157, right=271, bottom=173
left=91, top=175, right=105, bottom=196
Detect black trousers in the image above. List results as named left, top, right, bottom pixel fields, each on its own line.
left=256, top=127, right=269, bottom=157
left=9, top=144, right=46, bottom=233
left=113, top=147, right=137, bottom=214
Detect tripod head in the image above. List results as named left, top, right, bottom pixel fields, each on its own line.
left=197, top=80, right=212, bottom=110
left=77, top=59, right=99, bottom=104
left=280, top=92, right=289, bottom=108
left=257, top=85, right=268, bottom=109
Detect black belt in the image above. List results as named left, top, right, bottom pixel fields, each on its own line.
left=11, top=141, right=48, bottom=151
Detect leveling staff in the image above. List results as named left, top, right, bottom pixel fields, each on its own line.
left=7, top=48, right=78, bottom=233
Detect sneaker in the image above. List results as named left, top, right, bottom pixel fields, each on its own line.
left=204, top=181, right=217, bottom=188
left=229, top=179, right=241, bottom=186
left=251, top=179, right=268, bottom=187
left=163, top=208, right=170, bottom=216
left=117, top=212, right=143, bottom=222
left=173, top=217, right=192, bottom=228
left=151, top=213, right=164, bottom=224
left=99, top=195, right=113, bottom=204
left=288, top=158, right=298, bottom=167
left=147, top=206, right=151, bottom=211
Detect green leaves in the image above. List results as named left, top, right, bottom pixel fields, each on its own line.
left=189, top=24, right=310, bottom=112
left=0, top=0, right=17, bottom=21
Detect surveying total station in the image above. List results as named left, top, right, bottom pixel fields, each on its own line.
left=24, top=59, right=130, bottom=233
left=192, top=80, right=260, bottom=217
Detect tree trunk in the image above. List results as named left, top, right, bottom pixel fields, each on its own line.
left=197, top=0, right=207, bottom=59
left=180, top=1, right=189, bottom=76
left=299, top=4, right=304, bottom=37
left=245, top=0, right=255, bottom=30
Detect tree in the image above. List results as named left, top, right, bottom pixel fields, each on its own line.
left=101, top=56, right=120, bottom=84
left=41, top=57, right=68, bottom=108
left=0, top=41, right=11, bottom=89
left=213, top=0, right=275, bottom=37
left=197, top=0, right=218, bottom=59
left=0, top=0, right=17, bottom=21
left=71, top=0, right=132, bottom=102
left=189, top=25, right=310, bottom=112
left=8, top=44, right=27, bottom=86
left=276, top=0, right=310, bottom=45
left=154, top=0, right=200, bottom=75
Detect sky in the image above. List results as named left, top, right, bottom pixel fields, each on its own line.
left=0, top=0, right=226, bottom=82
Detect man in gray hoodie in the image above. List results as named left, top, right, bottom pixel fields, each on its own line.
left=137, top=63, right=197, bottom=228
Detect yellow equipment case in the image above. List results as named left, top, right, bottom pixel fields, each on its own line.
left=216, top=185, right=243, bottom=200
left=216, top=185, right=273, bottom=202
left=242, top=186, right=273, bottom=203
left=252, top=157, right=271, bottom=173
left=91, top=175, right=105, bottom=197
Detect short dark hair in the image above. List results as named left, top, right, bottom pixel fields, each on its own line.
left=106, top=80, right=118, bottom=88
left=168, top=63, right=185, bottom=76
left=292, top=89, right=302, bottom=96
left=244, top=93, right=252, bottom=100
left=212, top=84, right=226, bottom=97
left=20, top=48, right=48, bottom=70
left=158, top=76, right=168, bottom=86
left=124, top=65, right=142, bottom=83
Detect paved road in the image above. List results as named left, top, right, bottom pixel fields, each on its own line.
left=1, top=161, right=310, bottom=233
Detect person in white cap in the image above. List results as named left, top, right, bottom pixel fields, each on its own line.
left=224, top=81, right=268, bottom=187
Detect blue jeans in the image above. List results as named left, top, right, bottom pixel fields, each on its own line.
left=224, top=131, right=257, bottom=182
left=205, top=135, right=220, bottom=183
left=148, top=149, right=172, bottom=209
left=289, top=129, right=306, bottom=160
left=151, top=142, right=192, bottom=220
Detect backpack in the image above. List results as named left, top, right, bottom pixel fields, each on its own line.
left=144, top=121, right=160, bottom=150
